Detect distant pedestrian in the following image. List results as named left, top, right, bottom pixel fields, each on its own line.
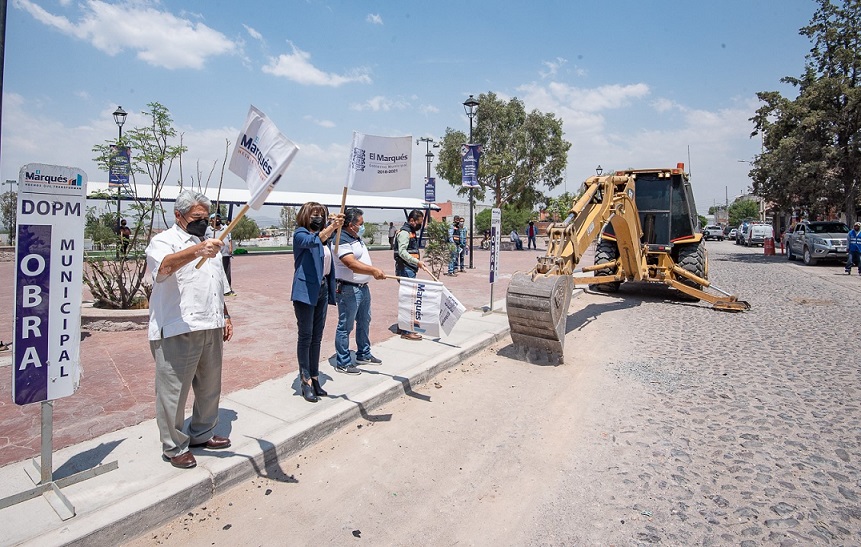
left=334, top=208, right=387, bottom=374
left=291, top=202, right=344, bottom=403
left=847, top=221, right=861, bottom=275
left=146, top=190, right=233, bottom=470
left=208, top=214, right=236, bottom=296
left=119, top=219, right=131, bottom=255
left=447, top=216, right=463, bottom=276
left=526, top=220, right=537, bottom=250
left=510, top=229, right=523, bottom=250
left=388, top=222, right=397, bottom=249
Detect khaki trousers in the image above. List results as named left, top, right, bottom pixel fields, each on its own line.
left=150, top=329, right=223, bottom=457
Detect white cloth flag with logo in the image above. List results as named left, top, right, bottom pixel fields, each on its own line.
left=346, top=131, right=412, bottom=192
left=398, top=278, right=466, bottom=338
left=229, top=105, right=299, bottom=210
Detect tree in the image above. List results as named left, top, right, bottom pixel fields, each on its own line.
left=544, top=191, right=579, bottom=222
left=232, top=215, right=259, bottom=246
left=751, top=0, right=861, bottom=224
left=422, top=218, right=454, bottom=280
left=500, top=204, right=533, bottom=235
left=728, top=200, right=761, bottom=228
left=435, top=92, right=571, bottom=210
left=1, top=191, right=16, bottom=244
left=280, top=205, right=297, bottom=235
left=87, top=102, right=187, bottom=308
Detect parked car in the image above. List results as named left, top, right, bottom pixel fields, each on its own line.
left=744, top=223, right=774, bottom=247
left=703, top=225, right=724, bottom=241
left=785, top=220, right=849, bottom=265
left=728, top=228, right=738, bottom=240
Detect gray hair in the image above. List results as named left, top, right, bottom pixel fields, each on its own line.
left=174, top=190, right=211, bottom=216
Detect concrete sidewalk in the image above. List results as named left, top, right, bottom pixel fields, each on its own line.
left=0, top=302, right=512, bottom=546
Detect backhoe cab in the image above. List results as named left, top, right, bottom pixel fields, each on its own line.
left=506, top=164, right=749, bottom=364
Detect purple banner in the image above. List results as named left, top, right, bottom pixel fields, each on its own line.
left=460, top=144, right=482, bottom=188
left=14, top=224, right=52, bottom=405
left=108, top=145, right=131, bottom=188
left=424, top=177, right=435, bottom=202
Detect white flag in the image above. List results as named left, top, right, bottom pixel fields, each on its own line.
left=229, top=105, right=299, bottom=210
left=439, top=286, right=466, bottom=336
left=346, top=131, right=412, bottom=192
left=398, top=278, right=443, bottom=338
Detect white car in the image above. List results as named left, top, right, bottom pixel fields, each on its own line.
left=728, top=228, right=738, bottom=239
left=702, top=225, right=724, bottom=241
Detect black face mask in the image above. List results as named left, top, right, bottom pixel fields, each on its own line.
left=309, top=216, right=324, bottom=232
left=185, top=218, right=209, bottom=238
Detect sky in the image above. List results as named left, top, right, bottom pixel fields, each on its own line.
left=0, top=0, right=818, bottom=225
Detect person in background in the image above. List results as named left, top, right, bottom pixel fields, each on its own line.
left=394, top=209, right=426, bottom=340
left=510, top=228, right=523, bottom=250
left=388, top=221, right=397, bottom=249
left=526, top=220, right=537, bottom=250
left=334, top=207, right=387, bottom=374
left=145, top=190, right=233, bottom=470
left=208, top=214, right=236, bottom=296
left=291, top=202, right=344, bottom=403
left=446, top=216, right=462, bottom=277
left=846, top=221, right=861, bottom=275
left=119, top=219, right=132, bottom=255
left=456, top=217, right=468, bottom=272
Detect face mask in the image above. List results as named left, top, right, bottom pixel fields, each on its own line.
left=185, top=218, right=209, bottom=238
left=309, top=216, right=324, bottom=232
left=357, top=224, right=366, bottom=237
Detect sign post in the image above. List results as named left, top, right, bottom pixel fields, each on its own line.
left=488, top=208, right=501, bottom=311
left=0, top=164, right=117, bottom=520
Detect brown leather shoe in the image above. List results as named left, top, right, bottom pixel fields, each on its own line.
left=163, top=451, right=197, bottom=469
left=400, top=332, right=422, bottom=341
left=190, top=435, right=231, bottom=450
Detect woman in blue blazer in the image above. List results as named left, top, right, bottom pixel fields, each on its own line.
left=291, top=202, right=344, bottom=402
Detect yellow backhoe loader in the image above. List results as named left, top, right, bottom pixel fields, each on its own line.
left=506, top=164, right=749, bottom=363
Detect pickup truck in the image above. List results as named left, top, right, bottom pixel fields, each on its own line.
left=702, top=225, right=724, bottom=241
left=785, top=221, right=850, bottom=265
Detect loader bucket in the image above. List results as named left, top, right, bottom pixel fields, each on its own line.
left=506, top=272, right=572, bottom=364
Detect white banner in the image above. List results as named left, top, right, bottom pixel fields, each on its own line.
left=397, top=279, right=466, bottom=338
left=229, top=105, right=299, bottom=210
left=439, top=286, right=466, bottom=336
left=13, top=163, right=87, bottom=404
left=346, top=132, right=412, bottom=192
left=398, top=278, right=443, bottom=338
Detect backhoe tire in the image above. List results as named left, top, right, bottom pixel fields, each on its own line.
left=590, top=239, right=620, bottom=293
left=676, top=241, right=706, bottom=301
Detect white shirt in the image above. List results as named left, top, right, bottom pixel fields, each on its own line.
left=335, top=231, right=372, bottom=284
left=146, top=224, right=229, bottom=340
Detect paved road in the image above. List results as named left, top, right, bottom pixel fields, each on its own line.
left=131, top=243, right=861, bottom=545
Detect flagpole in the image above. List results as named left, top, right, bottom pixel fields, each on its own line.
left=195, top=203, right=250, bottom=269
left=334, top=186, right=348, bottom=255
left=385, top=273, right=443, bottom=284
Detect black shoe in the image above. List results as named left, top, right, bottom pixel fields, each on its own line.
left=301, top=382, right=318, bottom=402
left=311, top=378, right=327, bottom=397
left=355, top=354, right=382, bottom=365
left=335, top=365, right=362, bottom=375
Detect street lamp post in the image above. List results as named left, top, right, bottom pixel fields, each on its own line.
left=112, top=107, right=127, bottom=259
left=463, top=94, right=479, bottom=269
left=416, top=136, right=437, bottom=181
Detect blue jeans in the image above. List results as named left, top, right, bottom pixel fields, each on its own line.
left=335, top=283, right=372, bottom=367
left=293, top=279, right=329, bottom=381
left=527, top=235, right=537, bottom=249
left=847, top=250, right=861, bottom=272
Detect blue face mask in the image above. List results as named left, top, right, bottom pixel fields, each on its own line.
left=357, top=224, right=366, bottom=237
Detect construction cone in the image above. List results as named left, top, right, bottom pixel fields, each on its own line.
left=764, top=237, right=775, bottom=256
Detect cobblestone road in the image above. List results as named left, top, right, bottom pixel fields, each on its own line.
left=533, top=241, right=861, bottom=546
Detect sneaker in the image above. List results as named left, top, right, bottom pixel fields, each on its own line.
left=225, top=291, right=237, bottom=297
left=445, top=272, right=457, bottom=277
left=355, top=355, right=382, bottom=365
left=459, top=269, right=466, bottom=272
left=335, top=365, right=362, bottom=375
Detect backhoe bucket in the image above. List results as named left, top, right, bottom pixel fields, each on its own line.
left=506, top=273, right=572, bottom=364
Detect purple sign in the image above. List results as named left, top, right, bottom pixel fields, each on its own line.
left=109, top=145, right=131, bottom=188
left=424, top=177, right=435, bottom=202
left=460, top=144, right=482, bottom=188
left=14, top=224, right=52, bottom=404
